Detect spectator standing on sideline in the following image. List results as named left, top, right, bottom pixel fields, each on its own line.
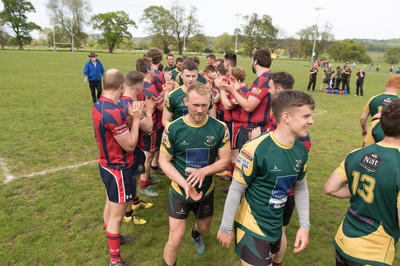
left=92, top=69, right=142, bottom=266
left=160, top=83, right=231, bottom=266
left=376, top=64, right=380, bottom=72
left=355, top=66, right=366, bottom=96
left=84, top=51, right=105, bottom=103
left=334, top=66, right=342, bottom=90
left=341, top=63, right=352, bottom=93
left=307, top=63, right=318, bottom=92
left=217, top=90, right=313, bottom=266
left=360, top=74, right=400, bottom=136
left=324, top=98, right=400, bottom=266
left=319, top=63, right=334, bottom=92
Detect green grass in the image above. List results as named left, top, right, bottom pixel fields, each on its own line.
left=0, top=50, right=399, bottom=265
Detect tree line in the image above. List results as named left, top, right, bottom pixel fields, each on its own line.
left=1, top=0, right=400, bottom=64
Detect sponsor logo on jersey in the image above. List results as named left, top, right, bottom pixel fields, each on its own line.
left=251, top=87, right=262, bottom=95
left=359, top=153, right=383, bottom=172
left=237, top=156, right=250, bottom=169
left=204, top=135, right=216, bottom=146
left=271, top=165, right=281, bottom=172
left=294, top=160, right=302, bottom=172
left=241, top=149, right=253, bottom=161
left=180, top=140, right=190, bottom=146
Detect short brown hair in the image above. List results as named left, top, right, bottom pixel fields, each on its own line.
left=136, top=57, right=152, bottom=74
left=380, top=98, right=400, bottom=137
left=186, top=83, right=211, bottom=100
left=103, top=69, right=125, bottom=91
left=231, top=66, right=246, bottom=83
left=182, top=59, right=198, bottom=72
left=269, top=72, right=295, bottom=90
left=272, top=90, right=315, bottom=123
left=253, top=48, right=272, bottom=68
left=145, top=48, right=163, bottom=65
left=125, top=71, right=145, bottom=87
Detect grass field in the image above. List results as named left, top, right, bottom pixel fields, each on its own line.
left=0, top=50, right=398, bottom=265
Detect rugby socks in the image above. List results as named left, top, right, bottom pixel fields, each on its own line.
left=106, top=231, right=121, bottom=263
left=140, top=179, right=150, bottom=190
left=125, top=210, right=133, bottom=217
left=132, top=196, right=140, bottom=205
left=151, top=165, right=159, bottom=171
left=191, top=227, right=201, bottom=239
left=163, top=259, right=177, bottom=266
left=272, top=262, right=282, bottom=266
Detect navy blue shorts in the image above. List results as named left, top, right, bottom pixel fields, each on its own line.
left=99, top=164, right=136, bottom=203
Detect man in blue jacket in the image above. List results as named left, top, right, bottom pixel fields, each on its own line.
left=84, top=51, right=105, bottom=103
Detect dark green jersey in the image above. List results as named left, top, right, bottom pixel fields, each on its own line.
left=161, top=115, right=230, bottom=202
left=324, top=67, right=334, bottom=79
left=333, top=143, right=400, bottom=265
left=233, top=132, right=308, bottom=242
left=363, top=93, right=399, bottom=117
left=171, top=69, right=180, bottom=81
left=165, top=86, right=188, bottom=120
left=164, top=86, right=214, bottom=121
left=164, top=65, right=176, bottom=72
left=364, top=119, right=384, bottom=146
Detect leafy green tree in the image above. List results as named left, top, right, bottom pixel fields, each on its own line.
left=91, top=11, right=137, bottom=53
left=384, top=47, right=400, bottom=65
left=298, top=22, right=334, bottom=61
left=187, top=33, right=208, bottom=53
left=0, top=0, right=41, bottom=49
left=328, top=40, right=371, bottom=63
left=170, top=3, right=201, bottom=54
left=213, top=33, right=234, bottom=54
left=140, top=3, right=201, bottom=54
left=141, top=6, right=174, bottom=54
left=283, top=37, right=300, bottom=59
left=241, top=13, right=278, bottom=57
left=46, top=0, right=91, bottom=49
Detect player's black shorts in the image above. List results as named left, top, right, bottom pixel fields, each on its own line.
left=283, top=194, right=295, bottom=227
left=335, top=250, right=363, bottom=266
left=237, top=125, right=266, bottom=150
left=144, top=127, right=163, bottom=153
left=168, top=192, right=214, bottom=220
left=99, top=164, right=136, bottom=203
left=133, top=148, right=145, bottom=176
left=235, top=226, right=281, bottom=266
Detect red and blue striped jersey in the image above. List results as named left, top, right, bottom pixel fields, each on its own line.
left=153, top=70, right=165, bottom=93
left=140, top=81, right=164, bottom=130
left=118, top=95, right=144, bottom=151
left=240, top=71, right=272, bottom=130
left=92, top=96, right=134, bottom=169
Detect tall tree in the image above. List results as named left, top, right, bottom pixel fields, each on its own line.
left=46, top=0, right=90, bottom=49
left=0, top=0, right=41, bottom=50
left=328, top=40, right=371, bottom=63
left=91, top=11, right=136, bottom=54
left=187, top=33, right=208, bottom=53
left=170, top=3, right=201, bottom=54
left=384, top=47, right=400, bottom=65
left=241, top=13, right=278, bottom=56
left=141, top=6, right=174, bottom=54
left=283, top=38, right=301, bottom=59
left=298, top=22, right=335, bottom=61
left=213, top=33, right=234, bottom=54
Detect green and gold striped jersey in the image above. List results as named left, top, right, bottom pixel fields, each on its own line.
left=333, top=142, right=400, bottom=265
left=233, top=132, right=308, bottom=242
left=161, top=115, right=230, bottom=202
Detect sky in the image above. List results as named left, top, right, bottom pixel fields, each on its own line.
left=5, top=0, right=399, bottom=40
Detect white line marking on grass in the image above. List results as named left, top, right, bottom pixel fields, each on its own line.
left=3, top=159, right=97, bottom=183
left=0, top=157, right=15, bottom=182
